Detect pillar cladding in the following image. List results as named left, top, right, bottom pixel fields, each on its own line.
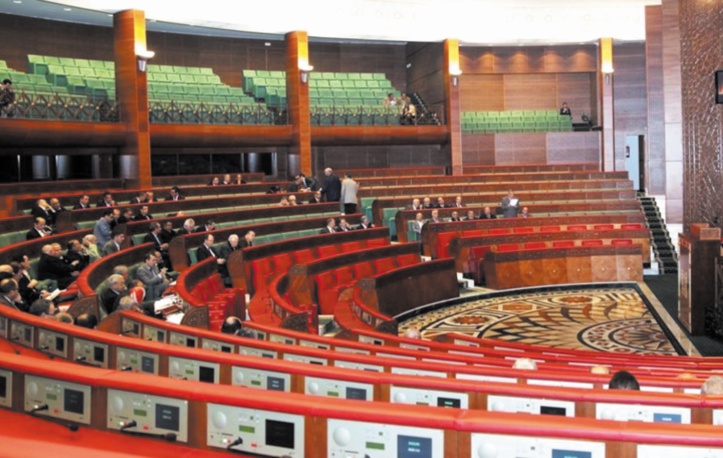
left=113, top=9, right=152, bottom=188
left=678, top=1, right=723, bottom=227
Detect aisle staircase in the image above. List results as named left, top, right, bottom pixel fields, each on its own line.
left=639, top=194, right=678, bottom=274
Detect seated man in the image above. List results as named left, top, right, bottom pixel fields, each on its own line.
left=102, top=231, right=126, bottom=257
left=608, top=370, right=640, bottom=391
left=133, top=205, right=153, bottom=221
left=240, top=230, right=255, bottom=248
left=100, top=273, right=127, bottom=316
left=159, top=221, right=177, bottom=244
left=196, top=233, right=220, bottom=262
left=320, top=218, right=337, bottom=234
left=64, top=239, right=91, bottom=271
left=218, top=234, right=240, bottom=286
left=143, top=222, right=169, bottom=252
left=36, top=244, right=80, bottom=289
left=96, top=191, right=115, bottom=208
left=28, top=298, right=57, bottom=320
left=26, top=217, right=50, bottom=240
left=72, top=194, right=91, bottom=210
left=464, top=209, right=477, bottom=221
left=165, top=186, right=184, bottom=201
left=355, top=215, right=374, bottom=230
left=195, top=218, right=216, bottom=233
left=135, top=252, right=170, bottom=300
left=448, top=210, right=461, bottom=222
left=479, top=206, right=497, bottom=220
left=82, top=234, right=101, bottom=261
left=0, top=278, right=25, bottom=311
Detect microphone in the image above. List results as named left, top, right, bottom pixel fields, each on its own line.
left=227, top=437, right=244, bottom=450
left=37, top=345, right=56, bottom=360
left=119, top=420, right=177, bottom=442
left=120, top=366, right=132, bottom=371
left=29, top=404, right=79, bottom=432
left=74, top=356, right=101, bottom=368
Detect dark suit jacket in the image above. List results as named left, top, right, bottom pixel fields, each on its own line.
left=26, top=228, right=45, bottom=240
left=96, top=199, right=113, bottom=208
left=36, top=254, right=77, bottom=289
left=196, top=244, right=217, bottom=262
left=239, top=239, right=254, bottom=249
left=72, top=203, right=90, bottom=210
left=319, top=227, right=336, bottom=235
left=322, top=175, right=342, bottom=202
left=133, top=213, right=153, bottom=221
left=217, top=242, right=240, bottom=278
left=65, top=250, right=90, bottom=271
left=100, top=287, right=125, bottom=315
left=143, top=232, right=164, bottom=250
left=160, top=229, right=176, bottom=244
left=479, top=213, right=497, bottom=220
left=164, top=194, right=185, bottom=201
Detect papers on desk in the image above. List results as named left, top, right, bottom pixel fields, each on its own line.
left=165, top=312, right=185, bottom=325
left=46, top=288, right=66, bottom=301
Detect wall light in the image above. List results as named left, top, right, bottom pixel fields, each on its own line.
left=600, top=37, right=614, bottom=74
left=450, top=67, right=462, bottom=87
left=299, top=64, right=314, bottom=84
left=135, top=47, right=155, bottom=73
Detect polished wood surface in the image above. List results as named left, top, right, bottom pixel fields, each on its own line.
left=462, top=131, right=601, bottom=165
left=286, top=31, right=312, bottom=176
left=483, top=245, right=644, bottom=289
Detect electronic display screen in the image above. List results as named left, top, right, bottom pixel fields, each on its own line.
left=23, top=327, right=31, bottom=342
left=346, top=387, right=367, bottom=400
left=310, top=360, right=323, bottom=365
left=653, top=413, right=682, bottom=423
left=437, top=397, right=460, bottom=408
left=63, top=389, right=85, bottom=415
left=199, top=366, right=215, bottom=383
left=541, top=405, right=567, bottom=416
left=132, top=323, right=140, bottom=335
left=262, top=353, right=273, bottom=359
left=265, top=419, right=295, bottom=449
left=221, top=345, right=232, bottom=353
left=55, top=336, right=65, bottom=353
left=267, top=376, right=285, bottom=391
left=552, top=450, right=592, bottom=458
left=0, top=318, right=6, bottom=332
left=185, top=338, right=195, bottom=348
left=93, top=346, right=105, bottom=363
left=155, top=404, right=180, bottom=432
left=398, top=435, right=432, bottom=458
left=157, top=331, right=165, bottom=342
left=0, top=375, right=6, bottom=398
left=141, top=356, right=155, bottom=374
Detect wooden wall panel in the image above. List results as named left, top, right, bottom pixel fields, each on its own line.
left=494, top=134, right=547, bottom=164
left=556, top=73, right=596, bottom=124
left=461, top=45, right=597, bottom=74
left=459, top=75, right=504, bottom=111
left=407, top=42, right=445, bottom=114
left=460, top=47, right=497, bottom=74
left=547, top=132, right=601, bottom=164
left=612, top=43, right=649, bottom=171
left=312, top=144, right=446, bottom=171
left=461, top=134, right=496, bottom=165
left=645, top=5, right=666, bottom=195
left=504, top=74, right=558, bottom=110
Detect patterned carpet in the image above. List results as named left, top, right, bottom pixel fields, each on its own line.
left=399, top=286, right=679, bottom=355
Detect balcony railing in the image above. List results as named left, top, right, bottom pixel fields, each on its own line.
left=5, top=91, right=119, bottom=122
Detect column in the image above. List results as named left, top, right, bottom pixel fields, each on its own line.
left=285, top=31, right=312, bottom=176
left=113, top=9, right=152, bottom=188
left=444, top=39, right=462, bottom=175
left=599, top=37, right=615, bottom=171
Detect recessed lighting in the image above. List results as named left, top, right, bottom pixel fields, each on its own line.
left=264, top=42, right=271, bottom=47
left=13, top=1, right=22, bottom=4
left=63, top=7, right=72, bottom=11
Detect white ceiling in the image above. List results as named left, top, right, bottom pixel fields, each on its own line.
left=0, top=0, right=661, bottom=45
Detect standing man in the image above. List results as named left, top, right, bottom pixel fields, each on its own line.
left=500, top=190, right=520, bottom=218
left=94, top=210, right=114, bottom=249
left=321, top=167, right=342, bottom=203
left=340, top=172, right=359, bottom=214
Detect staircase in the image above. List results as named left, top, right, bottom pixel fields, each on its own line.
left=638, top=194, right=678, bottom=274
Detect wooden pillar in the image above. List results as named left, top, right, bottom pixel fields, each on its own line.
left=598, top=37, right=615, bottom=172
left=113, top=9, right=152, bottom=188
left=678, top=224, right=720, bottom=335
left=444, top=39, right=462, bottom=176
left=286, top=31, right=312, bottom=177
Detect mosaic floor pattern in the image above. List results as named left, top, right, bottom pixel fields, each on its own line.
left=399, top=287, right=678, bottom=355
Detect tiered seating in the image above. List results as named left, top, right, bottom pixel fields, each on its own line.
left=147, top=64, right=255, bottom=106
left=27, top=54, right=114, bottom=100
left=241, top=70, right=400, bottom=111
left=461, top=109, right=573, bottom=133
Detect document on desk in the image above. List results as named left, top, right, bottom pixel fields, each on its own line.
left=509, top=198, right=519, bottom=206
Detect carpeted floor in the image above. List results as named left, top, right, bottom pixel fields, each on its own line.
left=643, top=274, right=723, bottom=356
left=400, top=285, right=679, bottom=355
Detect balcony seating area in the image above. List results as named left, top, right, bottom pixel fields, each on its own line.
left=462, top=110, right=573, bottom=133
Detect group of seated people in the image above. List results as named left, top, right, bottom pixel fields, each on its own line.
left=319, top=216, right=374, bottom=234
left=207, top=173, right=246, bottom=186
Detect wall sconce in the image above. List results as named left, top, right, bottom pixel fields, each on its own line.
left=450, top=68, right=462, bottom=87
left=300, top=64, right=314, bottom=84
left=135, top=48, right=155, bottom=73
left=600, top=37, right=614, bottom=84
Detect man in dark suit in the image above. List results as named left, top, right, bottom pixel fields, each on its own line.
left=72, top=194, right=91, bottom=210
left=100, top=274, right=127, bottom=316
left=96, top=191, right=115, bottom=208
left=143, top=222, right=172, bottom=269
left=321, top=167, right=341, bottom=202
left=30, top=198, right=53, bottom=221
left=64, top=239, right=91, bottom=272
left=48, top=198, right=65, bottom=226
left=177, top=218, right=196, bottom=236
left=480, top=206, right=497, bottom=220
left=164, top=186, right=185, bottom=201
left=133, top=205, right=153, bottom=221
left=463, top=210, right=477, bottom=221
left=449, top=211, right=462, bottom=222
left=319, top=218, right=337, bottom=234
left=196, top=233, right=218, bottom=262
left=129, top=191, right=147, bottom=205
left=116, top=208, right=134, bottom=225
left=36, top=244, right=80, bottom=289
left=240, top=230, right=256, bottom=249
left=159, top=221, right=176, bottom=244
left=194, top=218, right=216, bottom=233
left=355, top=215, right=375, bottom=230
left=218, top=234, right=241, bottom=285
left=0, top=279, right=24, bottom=311
left=453, top=196, right=465, bottom=208
left=26, top=217, right=50, bottom=240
